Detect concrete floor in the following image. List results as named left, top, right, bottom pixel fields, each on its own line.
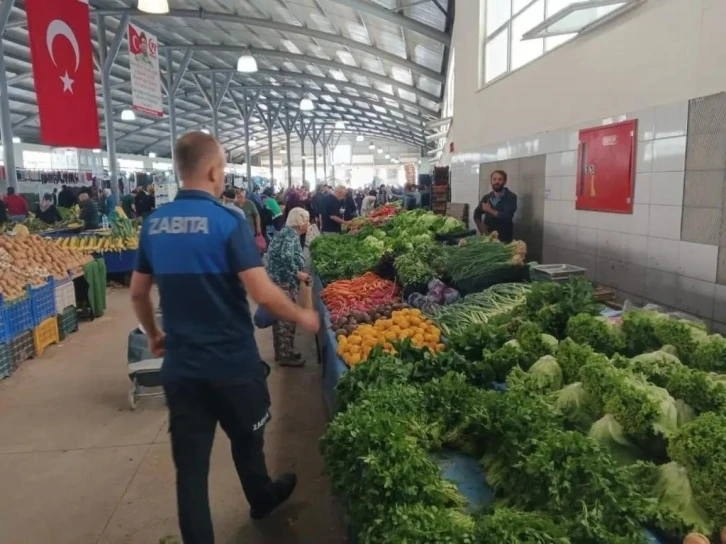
left=0, top=288, right=346, bottom=544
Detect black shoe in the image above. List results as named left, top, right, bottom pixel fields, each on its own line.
left=250, top=473, right=298, bottom=520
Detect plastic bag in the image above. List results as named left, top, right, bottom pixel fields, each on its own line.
left=255, top=234, right=267, bottom=253
left=253, top=305, right=276, bottom=329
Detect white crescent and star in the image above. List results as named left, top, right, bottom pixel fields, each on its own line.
left=46, top=19, right=80, bottom=94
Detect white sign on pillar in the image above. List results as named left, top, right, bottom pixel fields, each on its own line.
left=128, top=23, right=163, bottom=117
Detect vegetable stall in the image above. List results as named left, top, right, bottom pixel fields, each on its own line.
left=309, top=204, right=726, bottom=544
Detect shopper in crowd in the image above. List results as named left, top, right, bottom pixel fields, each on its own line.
left=102, top=188, right=116, bottom=217
left=134, top=185, right=155, bottom=218
left=57, top=184, right=75, bottom=208
left=121, top=188, right=136, bottom=219
left=283, top=187, right=301, bottom=223
left=77, top=192, right=99, bottom=230
left=361, top=190, right=377, bottom=216
left=375, top=184, right=390, bottom=207
left=354, top=191, right=364, bottom=215
left=37, top=193, right=62, bottom=224
left=51, top=188, right=58, bottom=206
left=222, top=188, right=246, bottom=219
left=320, top=185, right=347, bottom=234
left=474, top=169, right=518, bottom=243
left=262, top=187, right=284, bottom=231
left=265, top=207, right=311, bottom=367
left=4, top=187, right=28, bottom=222
left=310, top=185, right=326, bottom=228
left=235, top=189, right=262, bottom=238
left=0, top=195, right=8, bottom=223
left=129, top=131, right=319, bottom=544
left=343, top=189, right=358, bottom=221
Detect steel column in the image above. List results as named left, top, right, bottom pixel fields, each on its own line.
left=166, top=50, right=178, bottom=185
left=243, top=96, right=252, bottom=191
left=0, top=0, right=17, bottom=191
left=267, top=123, right=274, bottom=184
left=97, top=15, right=120, bottom=204
left=300, top=138, right=305, bottom=186
left=286, top=132, right=292, bottom=188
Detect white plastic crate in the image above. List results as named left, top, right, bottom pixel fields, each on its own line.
left=54, top=278, right=76, bottom=315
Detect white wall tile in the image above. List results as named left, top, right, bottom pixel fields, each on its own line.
left=647, top=237, right=681, bottom=273
left=597, top=229, right=625, bottom=260
left=542, top=244, right=560, bottom=264
left=596, top=257, right=618, bottom=287
left=713, top=285, right=726, bottom=323
left=652, top=136, right=687, bottom=172
left=631, top=204, right=651, bottom=236
left=645, top=268, right=678, bottom=306
left=648, top=205, right=682, bottom=239
left=545, top=176, right=562, bottom=201
left=621, top=263, right=647, bottom=295
left=649, top=171, right=684, bottom=206
left=568, top=251, right=597, bottom=276
left=675, top=276, right=716, bottom=319
left=637, top=141, right=653, bottom=173
left=627, top=107, right=655, bottom=141
left=560, top=224, right=578, bottom=249
left=678, top=241, right=718, bottom=283
left=560, top=176, right=577, bottom=202
left=625, top=234, right=649, bottom=267
left=544, top=200, right=560, bottom=223
left=633, top=173, right=651, bottom=204
left=576, top=227, right=598, bottom=255
left=545, top=151, right=577, bottom=177
left=559, top=201, right=578, bottom=226
left=577, top=210, right=602, bottom=229
left=653, top=101, right=689, bottom=139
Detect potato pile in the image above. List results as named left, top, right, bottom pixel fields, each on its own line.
left=0, top=234, right=92, bottom=301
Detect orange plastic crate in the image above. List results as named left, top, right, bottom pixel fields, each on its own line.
left=33, top=316, right=59, bottom=357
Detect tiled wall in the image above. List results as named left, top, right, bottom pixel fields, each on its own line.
left=450, top=93, right=726, bottom=331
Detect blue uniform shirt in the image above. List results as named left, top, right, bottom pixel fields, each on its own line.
left=135, top=190, right=263, bottom=381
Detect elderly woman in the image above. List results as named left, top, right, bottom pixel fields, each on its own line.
left=37, top=193, right=62, bottom=224
left=265, top=207, right=311, bottom=366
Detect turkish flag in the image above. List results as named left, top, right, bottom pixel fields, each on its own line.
left=25, top=0, right=100, bottom=149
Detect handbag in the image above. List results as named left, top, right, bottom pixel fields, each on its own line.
left=255, top=234, right=267, bottom=253
left=253, top=305, right=276, bottom=329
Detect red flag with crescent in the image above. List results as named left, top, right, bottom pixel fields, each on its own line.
left=25, top=0, right=100, bottom=148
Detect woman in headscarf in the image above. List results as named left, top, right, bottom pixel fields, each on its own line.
left=265, top=207, right=311, bottom=366
left=36, top=193, right=62, bottom=224
left=102, top=188, right=116, bottom=217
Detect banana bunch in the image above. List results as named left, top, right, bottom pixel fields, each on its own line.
left=54, top=235, right=139, bottom=253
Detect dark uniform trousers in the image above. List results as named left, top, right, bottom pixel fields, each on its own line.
left=164, top=375, right=272, bottom=543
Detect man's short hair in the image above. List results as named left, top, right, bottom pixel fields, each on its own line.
left=7, top=187, right=15, bottom=195
left=222, top=188, right=236, bottom=200
left=175, top=131, right=222, bottom=180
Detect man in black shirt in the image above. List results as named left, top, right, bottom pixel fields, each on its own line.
left=474, top=170, right=518, bottom=243
left=320, top=185, right=347, bottom=234
left=57, top=185, right=75, bottom=208
left=134, top=186, right=155, bottom=218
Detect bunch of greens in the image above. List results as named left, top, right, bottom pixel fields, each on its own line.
left=514, top=321, right=559, bottom=360
left=444, top=238, right=525, bottom=285
left=447, top=321, right=510, bottom=363
left=484, top=342, right=533, bottom=382
left=523, top=277, right=599, bottom=338
left=690, top=335, right=726, bottom=373
left=474, top=507, right=570, bottom=543
left=565, top=313, right=625, bottom=356
left=393, top=242, right=447, bottom=286
left=506, top=355, right=564, bottom=394
left=310, top=234, right=382, bottom=283
left=359, top=503, right=475, bottom=544
left=652, top=318, right=709, bottom=366
left=556, top=337, right=608, bottom=384
left=621, top=310, right=666, bottom=356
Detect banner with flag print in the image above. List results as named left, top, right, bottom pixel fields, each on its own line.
left=25, top=0, right=100, bottom=148
left=128, top=23, right=163, bottom=118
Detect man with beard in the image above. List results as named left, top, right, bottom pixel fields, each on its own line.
left=473, top=169, right=518, bottom=243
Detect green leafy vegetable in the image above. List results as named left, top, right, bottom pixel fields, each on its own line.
left=475, top=508, right=570, bottom=543
left=522, top=277, right=599, bottom=338
left=565, top=314, right=625, bottom=356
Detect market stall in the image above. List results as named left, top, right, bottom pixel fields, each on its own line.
left=309, top=204, right=725, bottom=544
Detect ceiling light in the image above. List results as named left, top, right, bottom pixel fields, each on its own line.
left=249, top=138, right=257, bottom=145
left=138, top=0, right=169, bottom=14
left=300, top=97, right=315, bottom=111
left=377, top=148, right=383, bottom=154
left=418, top=159, right=422, bottom=164
left=12, top=136, right=21, bottom=143
left=201, top=128, right=210, bottom=134
left=368, top=142, right=375, bottom=150
left=356, top=135, right=364, bottom=142
left=121, top=109, right=136, bottom=121
left=317, top=154, right=323, bottom=160
left=280, top=148, right=286, bottom=154
left=148, top=152, right=157, bottom=158
left=385, top=153, right=390, bottom=159
left=236, top=54, right=258, bottom=73
left=301, top=155, right=307, bottom=160
left=92, top=148, right=101, bottom=154
left=334, top=120, right=345, bottom=129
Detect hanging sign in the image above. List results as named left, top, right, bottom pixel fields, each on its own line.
left=25, top=0, right=100, bottom=148
left=128, top=23, right=163, bottom=117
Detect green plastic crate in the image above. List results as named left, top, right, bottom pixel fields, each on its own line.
left=57, top=306, right=79, bottom=341
left=0, top=343, right=10, bottom=379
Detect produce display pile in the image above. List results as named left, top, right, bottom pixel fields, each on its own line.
left=0, top=234, right=92, bottom=301
left=321, top=277, right=726, bottom=544
left=0, top=214, right=82, bottom=234
left=344, top=202, right=400, bottom=234
left=49, top=211, right=139, bottom=253
left=320, top=273, right=399, bottom=322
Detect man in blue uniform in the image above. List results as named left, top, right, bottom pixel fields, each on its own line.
left=129, top=132, right=320, bottom=543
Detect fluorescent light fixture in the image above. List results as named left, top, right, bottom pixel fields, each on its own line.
left=300, top=97, right=315, bottom=111
left=385, top=153, right=390, bottom=159
left=377, top=148, right=383, bottom=154
left=236, top=54, right=258, bottom=73
left=121, top=109, right=136, bottom=121
left=356, top=135, right=364, bottom=142
left=92, top=148, right=102, bottom=154
left=418, top=159, right=422, bottom=165
left=334, top=120, right=345, bottom=129
left=201, top=128, right=211, bottom=134
left=12, top=136, right=21, bottom=143
left=249, top=138, right=257, bottom=145
left=280, top=148, right=286, bottom=154
left=301, top=155, right=307, bottom=160
left=148, top=152, right=157, bottom=158
left=523, top=0, right=637, bottom=40
left=317, top=154, right=323, bottom=160
left=138, top=0, right=169, bottom=14
left=368, top=142, right=375, bottom=150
